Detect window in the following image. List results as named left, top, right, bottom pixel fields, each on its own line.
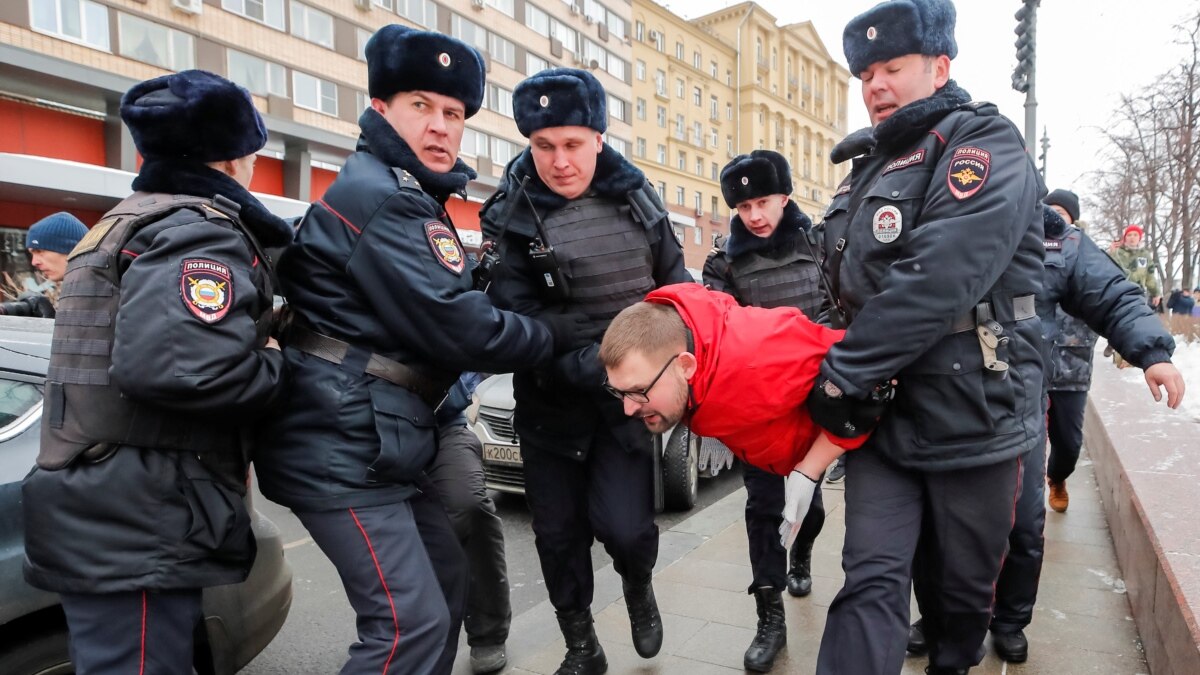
left=675, top=186, right=685, bottom=206
left=710, top=127, right=718, bottom=147
left=486, top=83, right=513, bottom=117
left=656, top=181, right=666, bottom=202
left=711, top=162, right=718, bottom=181
left=489, top=33, right=516, bottom=69
left=674, top=114, right=684, bottom=140
left=726, top=135, right=733, bottom=156
left=452, top=15, right=487, bottom=53
left=606, top=136, right=628, bottom=156
left=0, top=377, right=42, bottom=434
left=290, top=2, right=333, bottom=48
left=675, top=42, right=684, bottom=60
left=118, top=13, right=193, bottom=70
left=711, top=195, right=719, bottom=218
left=694, top=157, right=702, bottom=176
left=677, top=151, right=686, bottom=171
left=710, top=95, right=719, bottom=120
left=693, top=87, right=701, bottom=107
left=636, top=60, right=646, bottom=81
left=710, top=61, right=718, bottom=78
left=228, top=50, right=287, bottom=97
left=461, top=128, right=485, bottom=157
left=636, top=137, right=646, bottom=158
left=654, top=70, right=666, bottom=97
left=652, top=31, right=663, bottom=52
left=550, top=17, right=577, bottom=54
left=608, top=95, right=627, bottom=123
left=634, top=20, right=644, bottom=42
left=355, top=91, right=369, bottom=115
left=293, top=71, right=337, bottom=116
left=397, top=0, right=436, bottom=30
left=656, top=144, right=666, bottom=164
left=675, top=78, right=684, bottom=99
left=525, top=4, right=549, bottom=35
left=606, top=13, right=625, bottom=40
left=693, top=51, right=701, bottom=69
left=636, top=98, right=646, bottom=121
left=726, top=102, right=733, bottom=120
left=693, top=222, right=702, bottom=244
left=356, top=28, right=371, bottom=61
left=222, top=0, right=285, bottom=31
left=527, top=53, right=549, bottom=74
left=31, top=0, right=110, bottom=50
left=692, top=121, right=702, bottom=147
left=656, top=106, right=666, bottom=128
left=484, top=0, right=514, bottom=17
left=492, top=137, right=518, bottom=165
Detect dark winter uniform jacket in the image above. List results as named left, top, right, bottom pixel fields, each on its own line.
left=23, top=161, right=292, bottom=594
left=1039, top=213, right=1173, bottom=391
left=481, top=146, right=691, bottom=460
left=254, top=109, right=556, bottom=512
left=818, top=81, right=1046, bottom=471
left=702, top=201, right=822, bottom=318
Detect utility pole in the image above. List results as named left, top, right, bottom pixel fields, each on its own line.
left=1012, top=0, right=1040, bottom=161
left=1038, top=127, right=1050, bottom=180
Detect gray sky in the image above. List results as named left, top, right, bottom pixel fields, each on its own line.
left=677, top=0, right=1198, bottom=208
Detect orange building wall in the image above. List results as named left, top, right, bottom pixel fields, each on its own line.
left=0, top=99, right=106, bottom=166
left=446, top=197, right=481, bottom=232
left=310, top=167, right=338, bottom=201
left=0, top=201, right=107, bottom=230
left=249, top=157, right=284, bottom=196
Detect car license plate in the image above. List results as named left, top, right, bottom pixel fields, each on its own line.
left=483, top=443, right=522, bottom=465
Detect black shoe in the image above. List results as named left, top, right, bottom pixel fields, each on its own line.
left=623, top=578, right=663, bottom=659
left=907, top=618, right=929, bottom=656
left=991, top=629, right=1028, bottom=663
left=744, top=587, right=787, bottom=672
left=554, top=608, right=607, bottom=675
left=469, top=644, right=507, bottom=674
left=786, top=540, right=813, bottom=597
left=825, top=462, right=846, bottom=484
left=924, top=667, right=967, bottom=675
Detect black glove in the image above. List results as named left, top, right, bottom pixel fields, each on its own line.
left=806, top=376, right=895, bottom=438
left=540, top=312, right=603, bottom=355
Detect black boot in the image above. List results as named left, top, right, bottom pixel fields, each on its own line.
left=554, top=608, right=607, bottom=675
left=924, top=667, right=967, bottom=675
left=907, top=618, right=929, bottom=655
left=786, top=540, right=813, bottom=597
left=622, top=577, right=663, bottom=658
left=743, top=587, right=787, bottom=672
left=991, top=628, right=1028, bottom=663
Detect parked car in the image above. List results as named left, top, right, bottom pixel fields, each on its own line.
left=467, top=373, right=731, bottom=511
left=0, top=316, right=292, bottom=674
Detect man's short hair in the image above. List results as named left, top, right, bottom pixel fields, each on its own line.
left=599, top=302, right=688, bottom=368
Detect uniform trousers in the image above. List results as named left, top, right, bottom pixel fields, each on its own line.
left=60, top=588, right=202, bottom=675
left=743, top=463, right=826, bottom=593
left=817, top=447, right=1021, bottom=674
left=297, top=488, right=466, bottom=675
left=521, top=426, right=658, bottom=613
left=991, top=435, right=1048, bottom=634
left=1045, top=390, right=1088, bottom=483
left=426, top=424, right=511, bottom=647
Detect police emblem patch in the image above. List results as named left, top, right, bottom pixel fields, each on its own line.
left=867, top=26, right=878, bottom=40
left=180, top=258, right=232, bottom=324
left=425, top=222, right=465, bottom=275
left=741, top=176, right=749, bottom=186
left=438, top=52, right=452, bottom=67
left=872, top=205, right=902, bottom=243
left=947, top=146, right=990, bottom=200
left=539, top=95, right=550, bottom=108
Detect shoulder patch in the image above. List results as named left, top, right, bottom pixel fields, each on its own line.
left=1043, top=240, right=1063, bottom=250
left=882, top=149, right=926, bottom=175
left=425, top=222, right=465, bottom=275
left=180, top=258, right=233, bottom=324
left=835, top=182, right=852, bottom=196
left=947, top=146, right=990, bottom=200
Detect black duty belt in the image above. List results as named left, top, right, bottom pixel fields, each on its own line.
left=288, top=325, right=455, bottom=409
left=950, top=294, right=1036, bottom=334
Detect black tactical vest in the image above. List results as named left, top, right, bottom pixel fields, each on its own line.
left=540, top=195, right=657, bottom=322
left=729, top=248, right=823, bottom=317
left=39, top=193, right=273, bottom=489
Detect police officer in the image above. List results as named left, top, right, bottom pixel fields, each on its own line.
left=0, top=212, right=89, bottom=317
left=481, top=68, right=691, bottom=674
left=428, top=372, right=512, bottom=674
left=22, top=70, right=291, bottom=673
left=808, top=2, right=1046, bottom=673
left=703, top=150, right=826, bottom=672
left=984, top=203, right=1184, bottom=662
left=254, top=26, right=594, bottom=675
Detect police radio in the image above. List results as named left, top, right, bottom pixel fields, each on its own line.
left=519, top=179, right=572, bottom=302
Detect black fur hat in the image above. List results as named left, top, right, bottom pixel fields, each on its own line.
left=1044, top=188, right=1080, bottom=224
left=120, top=70, right=266, bottom=162
left=366, top=24, right=485, bottom=117
left=513, top=68, right=607, bottom=138
left=843, top=0, right=958, bottom=75
left=719, top=151, right=794, bottom=208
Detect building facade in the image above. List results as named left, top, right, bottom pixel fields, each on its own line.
left=631, top=0, right=849, bottom=269
left=0, top=0, right=633, bottom=281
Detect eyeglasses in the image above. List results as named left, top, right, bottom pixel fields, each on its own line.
left=603, top=353, right=680, bottom=403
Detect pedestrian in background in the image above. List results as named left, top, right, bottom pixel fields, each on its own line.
left=812, top=1, right=1046, bottom=672
left=23, top=69, right=292, bottom=674
left=481, top=67, right=691, bottom=674
left=0, top=212, right=88, bottom=318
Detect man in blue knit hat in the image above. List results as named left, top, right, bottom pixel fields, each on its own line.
left=0, top=212, right=88, bottom=317
left=480, top=67, right=690, bottom=675
left=809, top=1, right=1046, bottom=673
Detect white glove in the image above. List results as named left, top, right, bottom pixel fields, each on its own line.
left=778, top=470, right=819, bottom=549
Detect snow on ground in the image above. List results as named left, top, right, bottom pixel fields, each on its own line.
left=1108, top=328, right=1200, bottom=422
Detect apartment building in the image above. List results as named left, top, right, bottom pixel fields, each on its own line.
left=631, top=0, right=849, bottom=269
left=0, top=0, right=633, bottom=281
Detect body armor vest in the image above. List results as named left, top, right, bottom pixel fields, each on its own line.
left=540, top=196, right=656, bottom=322
left=39, top=193, right=273, bottom=489
left=729, top=248, right=823, bottom=317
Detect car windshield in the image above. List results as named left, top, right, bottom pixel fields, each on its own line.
left=0, top=378, right=42, bottom=431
